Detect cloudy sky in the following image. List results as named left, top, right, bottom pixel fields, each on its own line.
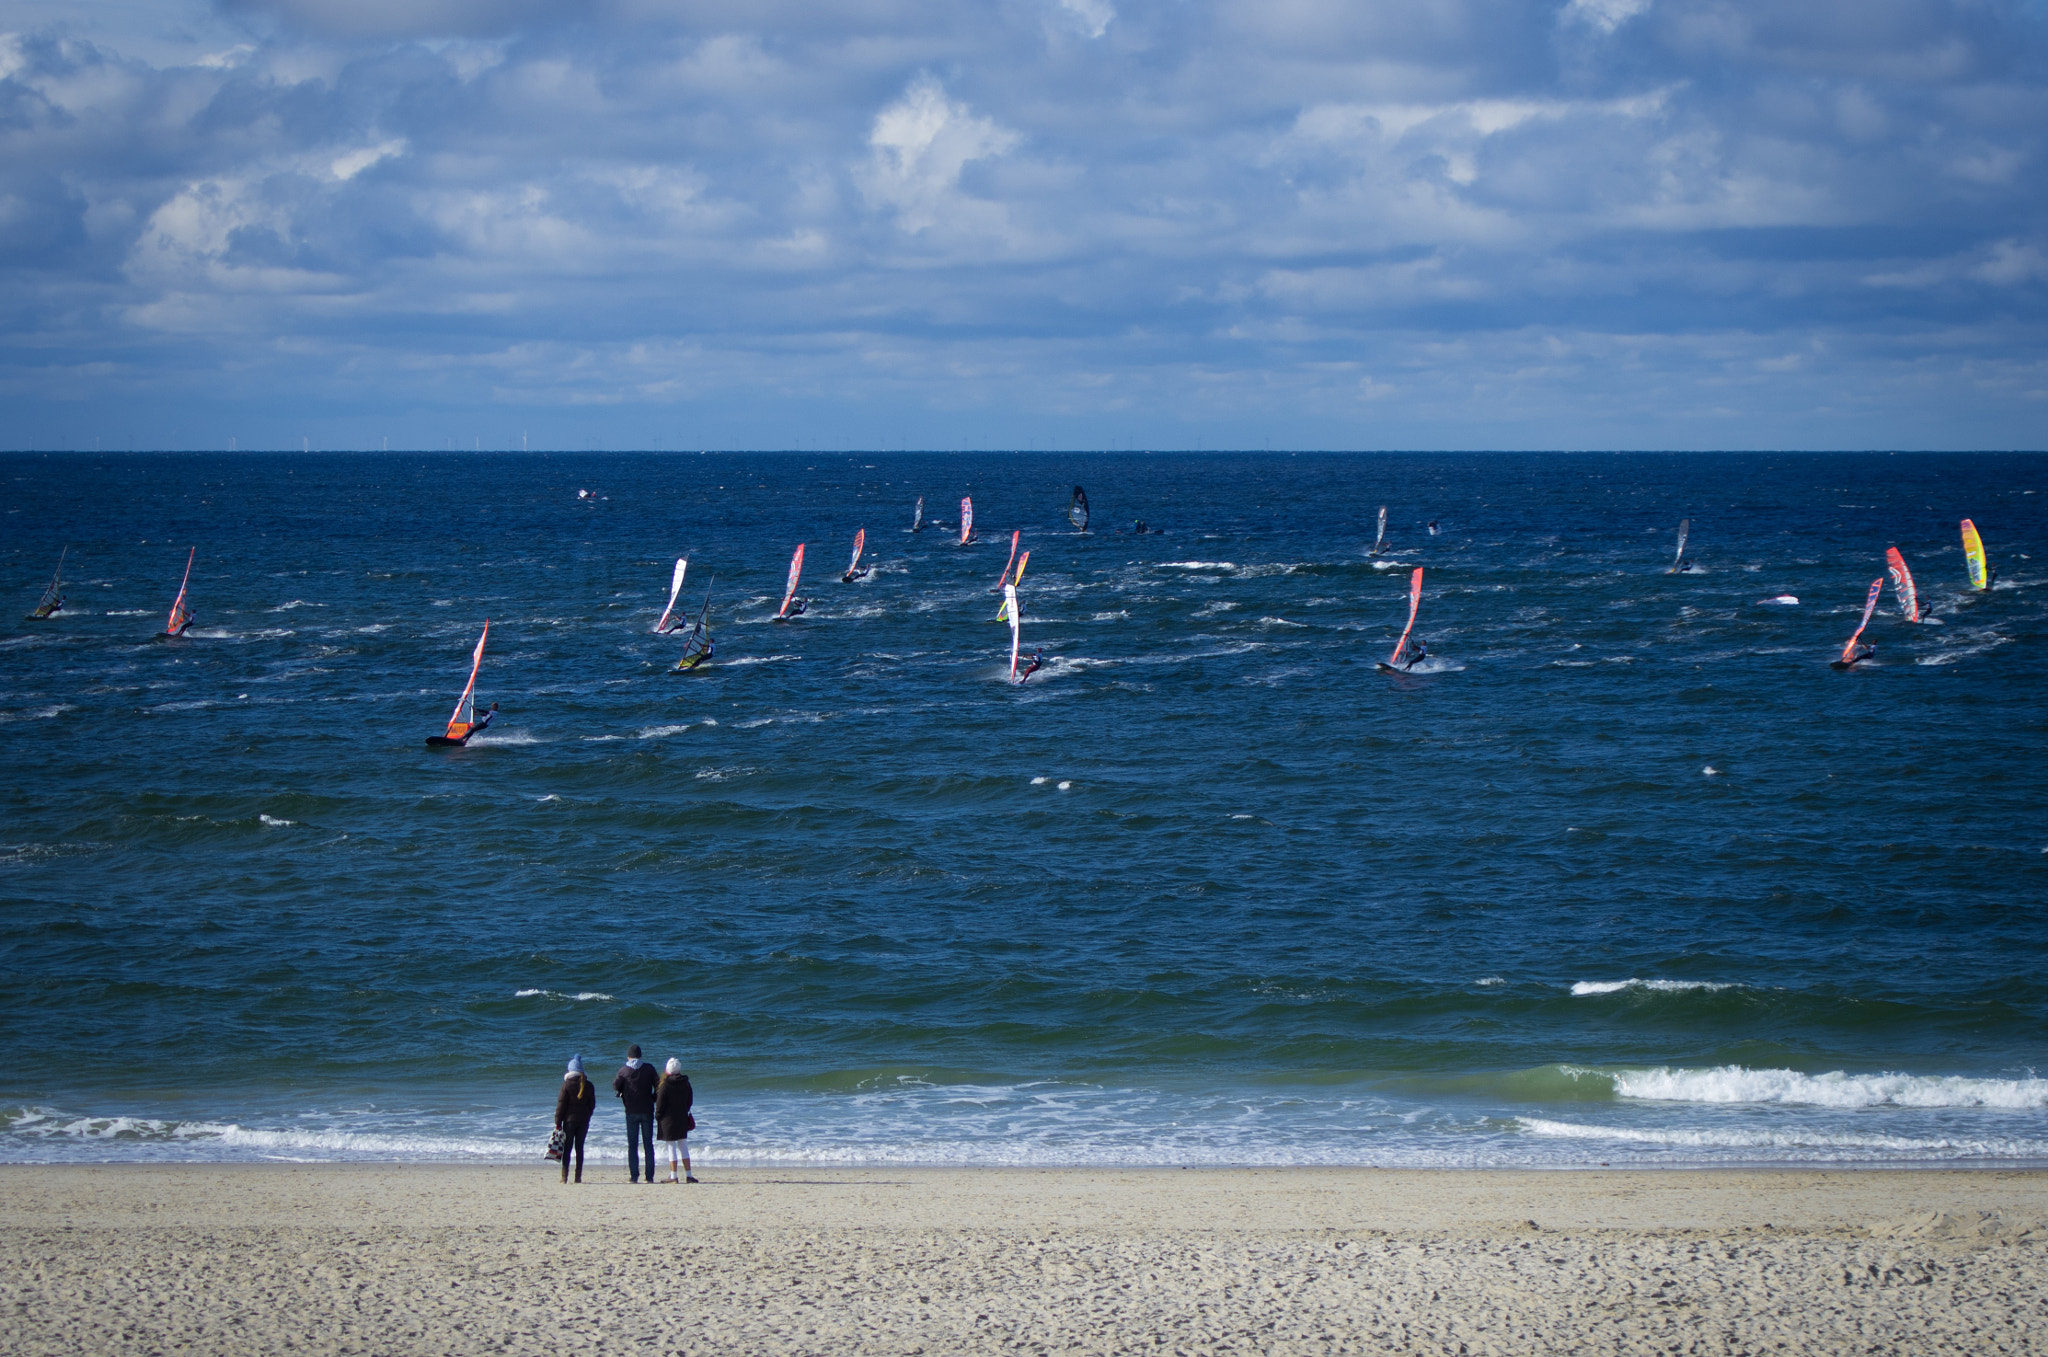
left=4, top=0, right=2045, bottom=450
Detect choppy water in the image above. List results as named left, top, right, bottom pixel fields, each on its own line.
left=3, top=451, right=2045, bottom=1168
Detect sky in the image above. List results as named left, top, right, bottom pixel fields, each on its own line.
left=2, top=0, right=2045, bottom=451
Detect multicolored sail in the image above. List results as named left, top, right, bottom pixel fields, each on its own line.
left=1961, top=519, right=1988, bottom=591
left=1668, top=519, right=1690, bottom=574
left=1388, top=567, right=1422, bottom=667
left=995, top=551, right=1030, bottom=621
left=995, top=530, right=1019, bottom=592
left=653, top=558, right=688, bottom=632
left=959, top=497, right=974, bottom=546
left=28, top=547, right=65, bottom=619
left=164, top=547, right=195, bottom=636
left=446, top=620, right=489, bottom=738
left=1068, top=486, right=1089, bottom=531
left=1838, top=579, right=1882, bottom=665
left=777, top=544, right=805, bottom=618
left=844, top=528, right=866, bottom=581
left=1005, top=583, right=1021, bottom=680
left=1885, top=547, right=1920, bottom=622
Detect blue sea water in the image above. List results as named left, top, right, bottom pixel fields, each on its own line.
left=2, top=450, right=2045, bottom=1168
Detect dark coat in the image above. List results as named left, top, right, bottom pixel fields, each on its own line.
left=555, top=1074, right=596, bottom=1129
left=614, top=1061, right=659, bottom=1115
left=655, top=1074, right=694, bottom=1141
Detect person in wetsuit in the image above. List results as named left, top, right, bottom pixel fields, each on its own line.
left=1402, top=638, right=1428, bottom=670
left=1020, top=650, right=1044, bottom=681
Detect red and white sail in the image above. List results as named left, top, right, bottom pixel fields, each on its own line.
left=1839, top=579, right=1882, bottom=664
left=959, top=497, right=973, bottom=545
left=777, top=543, right=805, bottom=618
left=447, top=620, right=489, bottom=738
left=995, top=551, right=1030, bottom=622
left=846, top=529, right=866, bottom=578
left=653, top=558, right=688, bottom=632
left=1388, top=568, right=1423, bottom=667
left=1006, top=583, right=1021, bottom=679
left=995, top=529, right=1019, bottom=590
left=165, top=548, right=195, bottom=635
left=1885, top=547, right=1919, bottom=623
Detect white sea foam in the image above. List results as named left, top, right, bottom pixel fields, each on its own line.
left=269, top=600, right=321, bottom=611
left=1031, top=776, right=1048, bottom=785
left=513, top=989, right=614, bottom=1002
left=466, top=732, right=538, bottom=745
left=1518, top=1117, right=2048, bottom=1160
left=258, top=814, right=293, bottom=827
left=636, top=723, right=701, bottom=739
left=1610, top=1066, right=2048, bottom=1110
left=0, top=704, right=73, bottom=724
left=1058, top=781, right=1073, bottom=790
left=1161, top=561, right=1235, bottom=571
left=104, top=609, right=149, bottom=616
left=724, top=655, right=799, bottom=666
left=1571, top=979, right=1735, bottom=996
left=1475, top=976, right=1506, bottom=986
left=1756, top=595, right=1799, bottom=605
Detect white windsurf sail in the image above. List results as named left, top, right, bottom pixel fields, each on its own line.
left=653, top=557, right=688, bottom=632
left=959, top=497, right=974, bottom=545
left=1838, top=579, right=1882, bottom=665
left=777, top=543, right=805, bottom=618
left=1388, top=567, right=1422, bottom=667
left=1370, top=505, right=1387, bottom=555
left=447, top=620, right=489, bottom=737
left=164, top=547, right=195, bottom=635
left=995, top=530, right=1019, bottom=591
left=995, top=551, right=1030, bottom=621
left=1068, top=486, right=1089, bottom=531
left=912, top=497, right=924, bottom=532
left=1669, top=519, right=1690, bottom=573
left=845, top=528, right=866, bottom=580
left=30, top=547, right=65, bottom=618
left=1006, top=583, right=1021, bottom=679
left=1886, top=547, right=1920, bottom=623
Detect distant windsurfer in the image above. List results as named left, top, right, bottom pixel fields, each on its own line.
left=461, top=702, right=498, bottom=740
left=1401, top=637, right=1428, bottom=670
left=1020, top=649, right=1044, bottom=681
left=1426, top=520, right=1439, bottom=536
left=786, top=598, right=807, bottom=618
left=1841, top=642, right=1874, bottom=666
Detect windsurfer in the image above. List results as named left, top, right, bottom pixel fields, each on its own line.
left=1020, top=650, right=1044, bottom=681
left=448, top=702, right=498, bottom=742
left=1841, top=643, right=1874, bottom=666
left=786, top=598, right=807, bottom=617
left=1427, top=520, right=1439, bottom=536
left=1402, top=637, right=1428, bottom=670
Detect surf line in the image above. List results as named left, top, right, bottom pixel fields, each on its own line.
left=427, top=620, right=497, bottom=746
left=1377, top=567, right=1428, bottom=673
left=773, top=543, right=807, bottom=621
left=1830, top=579, right=1883, bottom=670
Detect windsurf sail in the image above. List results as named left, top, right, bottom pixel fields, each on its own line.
left=1885, top=547, right=1920, bottom=622
left=777, top=544, right=805, bottom=618
left=1669, top=519, right=1690, bottom=573
left=677, top=583, right=714, bottom=668
left=1068, top=486, right=1089, bottom=531
left=653, top=557, right=688, bottom=632
left=959, top=497, right=974, bottom=545
left=446, top=620, right=489, bottom=738
left=912, top=497, right=924, bottom=532
left=1006, top=583, right=1021, bottom=679
left=1370, top=506, right=1387, bottom=555
left=845, top=528, right=866, bottom=580
left=995, top=530, right=1019, bottom=591
left=995, top=551, right=1030, bottom=621
left=164, top=548, right=195, bottom=635
left=1839, top=579, right=1882, bottom=664
left=30, top=547, right=65, bottom=618
left=1961, top=519, right=1988, bottom=591
left=1388, top=567, right=1423, bottom=668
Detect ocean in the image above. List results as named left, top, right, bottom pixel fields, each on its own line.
left=2, top=450, right=2044, bottom=1168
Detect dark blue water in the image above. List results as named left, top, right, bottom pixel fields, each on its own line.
left=3, top=451, right=2044, bottom=1166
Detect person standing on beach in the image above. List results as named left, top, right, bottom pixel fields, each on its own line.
left=555, top=1055, right=596, bottom=1184
left=614, top=1044, right=659, bottom=1184
left=655, top=1058, right=698, bottom=1184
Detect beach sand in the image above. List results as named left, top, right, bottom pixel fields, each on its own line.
left=3, top=1165, right=2044, bottom=1354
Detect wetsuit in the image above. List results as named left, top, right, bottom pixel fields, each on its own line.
left=1020, top=651, right=1044, bottom=681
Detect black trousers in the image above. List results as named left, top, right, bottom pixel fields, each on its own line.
left=558, top=1122, right=588, bottom=1179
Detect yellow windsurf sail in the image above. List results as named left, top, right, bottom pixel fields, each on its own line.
left=1960, top=519, right=1988, bottom=591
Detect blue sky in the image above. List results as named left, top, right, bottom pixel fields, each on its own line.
left=3, top=0, right=2044, bottom=450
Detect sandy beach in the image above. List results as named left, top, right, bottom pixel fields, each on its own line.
left=2, top=1165, right=2043, bottom=1354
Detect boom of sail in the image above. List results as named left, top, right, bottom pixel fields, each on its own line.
left=1068, top=486, right=1090, bottom=531
left=1885, top=547, right=1920, bottom=622
left=653, top=558, right=688, bottom=632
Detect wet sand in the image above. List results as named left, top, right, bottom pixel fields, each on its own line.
left=2, top=1165, right=2044, bottom=1354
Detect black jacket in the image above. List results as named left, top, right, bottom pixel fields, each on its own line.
left=655, top=1074, right=694, bottom=1141
left=555, top=1074, right=596, bottom=1130
left=613, top=1061, right=658, bottom=1115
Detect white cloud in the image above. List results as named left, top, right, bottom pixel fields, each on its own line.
left=1056, top=0, right=1115, bottom=40
left=1563, top=0, right=1652, bottom=35
left=861, top=75, right=1022, bottom=236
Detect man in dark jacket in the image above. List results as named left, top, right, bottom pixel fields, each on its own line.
left=614, top=1044, right=660, bottom=1184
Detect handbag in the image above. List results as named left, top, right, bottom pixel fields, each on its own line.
left=545, top=1126, right=567, bottom=1161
